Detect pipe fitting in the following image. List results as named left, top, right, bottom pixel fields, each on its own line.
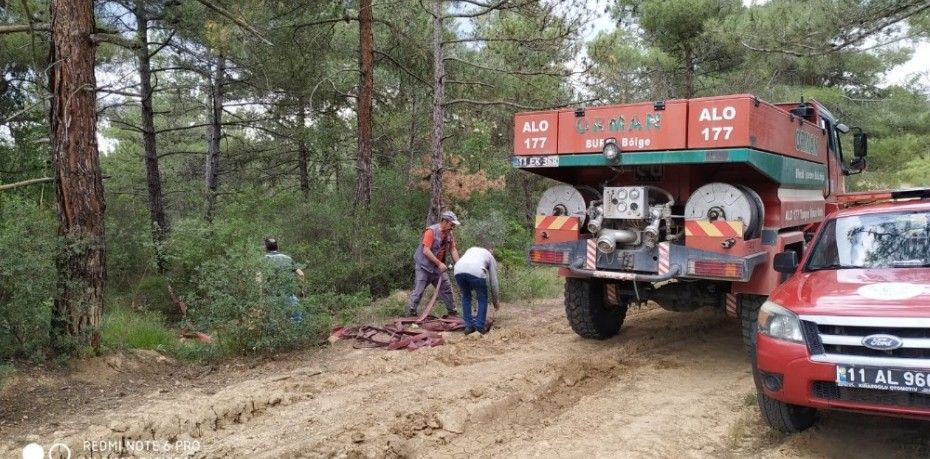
left=596, top=228, right=637, bottom=253
left=587, top=214, right=603, bottom=233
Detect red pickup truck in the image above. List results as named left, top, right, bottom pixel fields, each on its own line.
left=754, top=189, right=930, bottom=432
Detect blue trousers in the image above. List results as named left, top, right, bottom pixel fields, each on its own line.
left=455, top=273, right=488, bottom=330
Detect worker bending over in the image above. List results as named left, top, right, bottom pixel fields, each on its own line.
left=454, top=246, right=500, bottom=334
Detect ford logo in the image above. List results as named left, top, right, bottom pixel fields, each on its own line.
left=862, top=334, right=904, bottom=351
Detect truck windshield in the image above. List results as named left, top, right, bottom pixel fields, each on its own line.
left=807, top=211, right=930, bottom=270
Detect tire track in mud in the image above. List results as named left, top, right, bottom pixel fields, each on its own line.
left=14, top=299, right=929, bottom=458
left=425, top=306, right=746, bottom=458
left=254, top=304, right=739, bottom=458
left=2, top=301, right=735, bottom=458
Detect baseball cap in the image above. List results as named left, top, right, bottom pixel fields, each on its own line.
left=441, top=210, right=461, bottom=226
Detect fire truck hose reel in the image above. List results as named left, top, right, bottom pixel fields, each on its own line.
left=537, top=185, right=589, bottom=219
left=685, top=182, right=764, bottom=238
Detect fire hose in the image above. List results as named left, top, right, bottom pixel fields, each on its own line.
left=330, top=272, right=495, bottom=351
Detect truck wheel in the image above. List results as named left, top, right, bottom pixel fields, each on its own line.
left=740, top=294, right=766, bottom=354
left=564, top=278, right=626, bottom=339
left=757, top=391, right=817, bottom=433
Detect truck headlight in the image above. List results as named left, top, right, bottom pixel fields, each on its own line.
left=757, top=300, right=804, bottom=344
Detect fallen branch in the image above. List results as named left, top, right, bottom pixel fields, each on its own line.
left=0, top=23, right=49, bottom=34
left=0, top=176, right=53, bottom=192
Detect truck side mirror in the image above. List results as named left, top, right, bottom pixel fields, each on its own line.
left=853, top=129, right=868, bottom=158
left=773, top=250, right=799, bottom=274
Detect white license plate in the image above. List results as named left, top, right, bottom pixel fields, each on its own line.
left=513, top=155, right=559, bottom=168
left=836, top=365, right=930, bottom=394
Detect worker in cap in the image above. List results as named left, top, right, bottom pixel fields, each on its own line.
left=407, top=211, right=461, bottom=317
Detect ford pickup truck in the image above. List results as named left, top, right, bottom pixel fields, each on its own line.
left=754, top=189, right=930, bottom=432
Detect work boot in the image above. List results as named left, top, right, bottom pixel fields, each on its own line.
left=406, top=308, right=417, bottom=317
left=463, top=327, right=475, bottom=335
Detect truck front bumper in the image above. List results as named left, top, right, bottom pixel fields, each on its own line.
left=756, top=333, right=930, bottom=419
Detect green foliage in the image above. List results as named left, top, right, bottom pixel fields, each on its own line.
left=102, top=306, right=176, bottom=352
left=0, top=195, right=55, bottom=359
left=3, top=0, right=929, bottom=365
left=100, top=304, right=220, bottom=361
left=457, top=209, right=509, bottom=250
left=498, top=266, right=562, bottom=303
left=0, top=364, right=14, bottom=388
left=141, top=171, right=426, bottom=353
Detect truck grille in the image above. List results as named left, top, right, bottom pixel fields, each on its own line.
left=812, top=382, right=930, bottom=410
left=799, top=315, right=930, bottom=369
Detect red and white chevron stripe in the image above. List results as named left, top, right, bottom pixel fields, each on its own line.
left=606, top=284, right=618, bottom=305
left=725, top=293, right=738, bottom=318
left=657, top=242, right=670, bottom=275
left=585, top=239, right=596, bottom=270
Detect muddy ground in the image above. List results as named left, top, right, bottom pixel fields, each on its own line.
left=3, top=299, right=930, bottom=458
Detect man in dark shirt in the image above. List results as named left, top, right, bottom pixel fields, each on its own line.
left=263, top=238, right=305, bottom=319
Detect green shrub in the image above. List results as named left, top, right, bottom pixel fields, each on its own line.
left=99, top=304, right=223, bottom=361
left=171, top=340, right=221, bottom=361
left=0, top=195, right=55, bottom=359
left=498, top=265, right=562, bottom=303
left=101, top=306, right=176, bottom=352
left=0, top=364, right=13, bottom=388
left=130, top=275, right=175, bottom=318
left=172, top=237, right=343, bottom=353
left=105, top=192, right=158, bottom=291
left=457, top=209, right=509, bottom=249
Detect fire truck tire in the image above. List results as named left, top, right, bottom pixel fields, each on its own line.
left=740, top=294, right=766, bottom=355
left=757, top=391, right=818, bottom=433
left=564, top=278, right=626, bottom=339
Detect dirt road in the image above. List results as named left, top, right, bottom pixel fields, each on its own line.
left=3, top=299, right=930, bottom=458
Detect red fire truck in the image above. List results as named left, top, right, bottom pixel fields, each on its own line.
left=513, top=94, right=868, bottom=349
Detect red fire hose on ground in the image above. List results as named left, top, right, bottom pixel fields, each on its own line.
left=330, top=274, right=495, bottom=351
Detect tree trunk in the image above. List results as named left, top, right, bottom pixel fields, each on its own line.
left=204, top=54, right=225, bottom=221
left=353, top=0, right=374, bottom=209
left=333, top=146, right=341, bottom=192
left=405, top=79, right=418, bottom=185
left=521, top=174, right=534, bottom=222
left=427, top=0, right=445, bottom=225
left=49, top=0, right=106, bottom=353
left=135, top=1, right=168, bottom=270
left=683, top=45, right=695, bottom=98
left=297, top=101, right=310, bottom=196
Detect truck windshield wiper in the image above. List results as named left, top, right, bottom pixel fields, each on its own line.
left=891, top=260, right=930, bottom=268
left=808, top=263, right=860, bottom=271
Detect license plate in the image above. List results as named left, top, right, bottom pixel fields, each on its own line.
left=513, top=155, right=559, bottom=168
left=836, top=365, right=930, bottom=394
